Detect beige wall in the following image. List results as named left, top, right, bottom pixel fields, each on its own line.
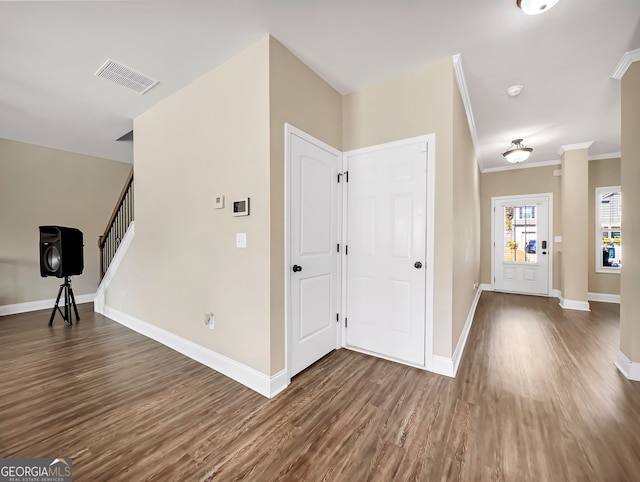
left=0, top=138, right=131, bottom=306
left=342, top=59, right=453, bottom=153
left=106, top=38, right=273, bottom=373
left=343, top=57, right=480, bottom=358
left=561, top=148, right=589, bottom=303
left=105, top=36, right=342, bottom=376
left=480, top=165, right=562, bottom=289
left=620, top=61, right=640, bottom=362
left=452, top=80, right=481, bottom=349
left=267, top=37, right=342, bottom=373
left=588, top=158, right=621, bottom=295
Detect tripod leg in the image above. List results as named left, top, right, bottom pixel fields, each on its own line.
left=69, top=284, right=79, bottom=322
left=64, top=283, right=71, bottom=325
left=49, top=283, right=64, bottom=326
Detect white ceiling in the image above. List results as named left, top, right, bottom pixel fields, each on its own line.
left=1, top=0, right=639, bottom=171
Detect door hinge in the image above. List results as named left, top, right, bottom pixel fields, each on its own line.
left=336, top=313, right=339, bottom=323
left=337, top=172, right=342, bottom=183
left=345, top=317, right=348, bottom=328
left=337, top=243, right=340, bottom=253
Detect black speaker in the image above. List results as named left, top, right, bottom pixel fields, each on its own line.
left=39, top=226, right=84, bottom=278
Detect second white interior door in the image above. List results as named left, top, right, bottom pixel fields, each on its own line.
left=344, top=139, right=427, bottom=366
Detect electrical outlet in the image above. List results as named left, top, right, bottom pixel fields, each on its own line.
left=204, top=312, right=215, bottom=329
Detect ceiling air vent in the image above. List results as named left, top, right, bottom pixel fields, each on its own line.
left=94, top=58, right=158, bottom=94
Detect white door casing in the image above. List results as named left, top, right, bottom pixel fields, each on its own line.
left=492, top=194, right=552, bottom=296
left=287, top=126, right=341, bottom=377
left=344, top=139, right=428, bottom=367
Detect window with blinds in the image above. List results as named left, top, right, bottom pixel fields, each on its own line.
left=596, top=186, right=621, bottom=273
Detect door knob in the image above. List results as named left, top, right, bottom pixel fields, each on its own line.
left=292, top=264, right=302, bottom=272
left=414, top=261, right=423, bottom=269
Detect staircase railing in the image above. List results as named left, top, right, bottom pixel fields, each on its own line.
left=99, top=169, right=134, bottom=279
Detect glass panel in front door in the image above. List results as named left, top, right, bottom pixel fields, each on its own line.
left=503, top=205, right=538, bottom=263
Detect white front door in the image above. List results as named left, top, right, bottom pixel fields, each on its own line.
left=288, top=128, right=341, bottom=377
left=344, top=139, right=427, bottom=366
left=492, top=194, right=551, bottom=295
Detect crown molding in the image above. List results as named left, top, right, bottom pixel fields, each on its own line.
left=611, top=48, right=640, bottom=80
left=557, top=141, right=593, bottom=156
left=481, top=159, right=561, bottom=174
left=480, top=151, right=621, bottom=174
left=589, top=151, right=621, bottom=161
left=452, top=54, right=480, bottom=166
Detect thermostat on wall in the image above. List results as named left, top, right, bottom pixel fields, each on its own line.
left=232, top=197, right=250, bottom=216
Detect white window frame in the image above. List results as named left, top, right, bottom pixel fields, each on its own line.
left=595, top=186, right=621, bottom=274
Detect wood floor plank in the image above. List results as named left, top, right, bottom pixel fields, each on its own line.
left=1, top=294, right=640, bottom=481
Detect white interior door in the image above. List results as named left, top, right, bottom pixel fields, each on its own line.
left=493, top=194, right=551, bottom=295
left=345, top=140, right=427, bottom=366
left=289, top=129, right=340, bottom=377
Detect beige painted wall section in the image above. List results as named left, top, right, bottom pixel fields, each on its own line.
left=620, top=61, right=640, bottom=362
left=480, top=165, right=562, bottom=289
left=342, top=58, right=456, bottom=357
left=452, top=81, right=480, bottom=350
left=0, top=138, right=131, bottom=306
left=588, top=158, right=621, bottom=295
left=342, top=58, right=453, bottom=153
left=105, top=38, right=273, bottom=374
left=267, top=36, right=342, bottom=374
left=561, top=148, right=589, bottom=303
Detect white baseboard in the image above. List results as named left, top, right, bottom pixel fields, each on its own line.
left=94, top=221, right=135, bottom=313
left=345, top=345, right=427, bottom=371
left=431, top=355, right=455, bottom=378
left=0, top=293, right=95, bottom=316
left=96, top=304, right=289, bottom=398
left=615, top=351, right=640, bottom=381
left=430, top=285, right=483, bottom=378
left=484, top=285, right=561, bottom=300
left=559, top=297, right=590, bottom=311
left=588, top=292, right=621, bottom=304
left=92, top=221, right=289, bottom=398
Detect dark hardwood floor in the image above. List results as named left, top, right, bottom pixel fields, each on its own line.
left=1, top=293, right=639, bottom=481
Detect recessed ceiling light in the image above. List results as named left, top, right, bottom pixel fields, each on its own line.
left=517, top=0, right=559, bottom=15
left=507, top=85, right=523, bottom=97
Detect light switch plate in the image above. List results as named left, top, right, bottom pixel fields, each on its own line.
left=555, top=236, right=562, bottom=243
left=236, top=232, right=247, bottom=248
left=214, top=195, right=225, bottom=209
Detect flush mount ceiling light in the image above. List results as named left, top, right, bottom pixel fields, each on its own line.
left=517, top=0, right=559, bottom=15
left=502, top=139, right=533, bottom=163
left=507, top=85, right=523, bottom=97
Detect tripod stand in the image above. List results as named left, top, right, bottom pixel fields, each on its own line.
left=49, top=275, right=79, bottom=326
